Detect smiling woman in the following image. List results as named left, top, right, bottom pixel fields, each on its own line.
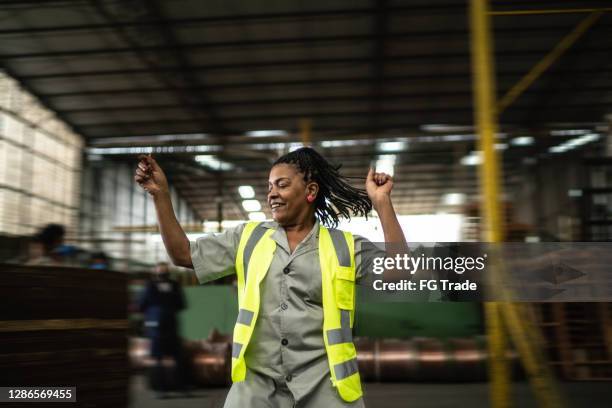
left=269, top=148, right=371, bottom=229
left=135, top=147, right=407, bottom=408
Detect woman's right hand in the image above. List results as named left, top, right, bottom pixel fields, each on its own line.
left=135, top=155, right=169, bottom=196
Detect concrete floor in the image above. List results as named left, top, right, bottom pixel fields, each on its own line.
left=129, top=375, right=612, bottom=408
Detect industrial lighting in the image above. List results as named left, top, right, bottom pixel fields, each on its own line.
left=246, top=130, right=289, bottom=138
left=510, top=136, right=534, bottom=146
left=495, top=143, right=508, bottom=151
left=460, top=152, right=482, bottom=166
left=195, top=155, right=234, bottom=171
left=549, top=145, right=568, bottom=153
left=442, top=193, right=466, bottom=206
left=548, top=133, right=600, bottom=154
left=377, top=140, right=408, bottom=152
left=421, top=124, right=473, bottom=133
left=88, top=145, right=222, bottom=155
left=550, top=129, right=589, bottom=136
left=90, top=133, right=210, bottom=146
left=321, top=140, right=364, bottom=148
left=568, top=189, right=583, bottom=198
left=242, top=200, right=262, bottom=212
left=440, top=134, right=475, bottom=142
left=238, top=186, right=255, bottom=199
left=375, top=154, right=396, bottom=176
left=248, top=212, right=266, bottom=221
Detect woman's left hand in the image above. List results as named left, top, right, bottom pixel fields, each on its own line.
left=366, top=168, right=394, bottom=204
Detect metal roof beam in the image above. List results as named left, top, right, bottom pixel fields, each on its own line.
left=39, top=68, right=612, bottom=98
left=59, top=86, right=612, bottom=114
left=3, top=31, right=610, bottom=60
left=73, top=101, right=611, bottom=128
left=0, top=5, right=462, bottom=35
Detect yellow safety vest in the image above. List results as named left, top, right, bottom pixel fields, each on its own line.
left=231, top=221, right=362, bottom=402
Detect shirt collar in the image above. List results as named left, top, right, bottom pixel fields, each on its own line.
left=260, top=219, right=320, bottom=253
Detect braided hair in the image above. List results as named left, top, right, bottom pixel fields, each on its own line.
left=273, top=147, right=372, bottom=228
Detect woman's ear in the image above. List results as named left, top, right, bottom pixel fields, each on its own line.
left=306, top=182, right=319, bottom=200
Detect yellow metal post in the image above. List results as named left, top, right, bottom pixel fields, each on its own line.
left=300, top=118, right=312, bottom=147
left=470, top=1, right=508, bottom=408
left=470, top=0, right=504, bottom=243
left=501, top=303, right=566, bottom=408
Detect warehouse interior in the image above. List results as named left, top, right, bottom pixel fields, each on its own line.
left=1, top=0, right=612, bottom=407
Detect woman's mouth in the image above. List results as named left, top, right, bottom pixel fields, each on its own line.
left=270, top=203, right=285, bottom=211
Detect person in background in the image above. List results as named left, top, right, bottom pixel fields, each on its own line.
left=25, top=224, right=66, bottom=265
left=88, top=251, right=110, bottom=270
left=138, top=262, right=189, bottom=398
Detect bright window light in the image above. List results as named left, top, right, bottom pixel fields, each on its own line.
left=442, top=193, right=466, bottom=206
left=289, top=142, right=303, bottom=152
left=238, top=185, right=255, bottom=199
left=248, top=212, right=267, bottom=221
left=246, top=130, right=289, bottom=138
left=337, top=214, right=464, bottom=242
left=375, top=154, right=396, bottom=176
left=202, top=220, right=245, bottom=232
left=242, top=200, right=262, bottom=212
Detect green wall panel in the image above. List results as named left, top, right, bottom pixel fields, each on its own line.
left=179, top=285, right=238, bottom=340
left=180, top=285, right=482, bottom=340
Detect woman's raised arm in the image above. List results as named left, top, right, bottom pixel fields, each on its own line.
left=135, top=155, right=193, bottom=268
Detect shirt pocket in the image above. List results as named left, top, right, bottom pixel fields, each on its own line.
left=335, top=266, right=355, bottom=310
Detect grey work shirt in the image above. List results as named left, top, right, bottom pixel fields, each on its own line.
left=190, top=220, right=383, bottom=408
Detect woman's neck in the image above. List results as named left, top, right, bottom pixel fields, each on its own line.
left=281, top=211, right=316, bottom=233
left=282, top=218, right=315, bottom=233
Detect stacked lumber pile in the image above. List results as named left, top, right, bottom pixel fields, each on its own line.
left=0, top=264, right=129, bottom=407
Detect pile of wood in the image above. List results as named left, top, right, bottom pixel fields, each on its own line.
left=537, top=302, right=612, bottom=380
left=0, top=264, right=129, bottom=407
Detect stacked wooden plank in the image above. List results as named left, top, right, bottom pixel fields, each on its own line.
left=0, top=264, right=129, bottom=407
left=537, top=303, right=612, bottom=380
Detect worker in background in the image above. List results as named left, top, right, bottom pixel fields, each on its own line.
left=88, top=251, right=110, bottom=270
left=138, top=262, right=188, bottom=398
left=135, top=147, right=406, bottom=407
left=25, top=223, right=74, bottom=265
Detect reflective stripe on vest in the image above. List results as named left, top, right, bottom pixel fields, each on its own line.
left=231, top=222, right=363, bottom=402
left=232, top=222, right=276, bottom=383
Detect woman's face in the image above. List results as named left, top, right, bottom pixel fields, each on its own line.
left=268, top=163, right=317, bottom=225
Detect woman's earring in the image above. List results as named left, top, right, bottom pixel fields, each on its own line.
left=307, top=195, right=315, bottom=203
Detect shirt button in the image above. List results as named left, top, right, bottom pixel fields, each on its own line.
left=285, top=374, right=292, bottom=382
left=283, top=266, right=290, bottom=274
left=281, top=303, right=288, bottom=310
left=281, top=338, right=289, bottom=346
